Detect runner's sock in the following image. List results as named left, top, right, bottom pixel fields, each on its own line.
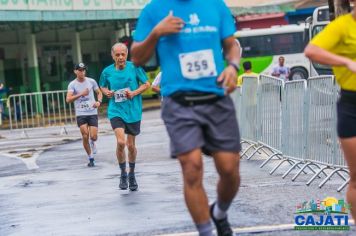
left=119, top=162, right=127, bottom=175
left=88, top=156, right=94, bottom=162
left=196, top=221, right=213, bottom=236
left=213, top=201, right=230, bottom=220
left=129, top=162, right=135, bottom=174
left=90, top=139, right=97, bottom=154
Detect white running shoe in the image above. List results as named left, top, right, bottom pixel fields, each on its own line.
left=90, top=140, right=97, bottom=154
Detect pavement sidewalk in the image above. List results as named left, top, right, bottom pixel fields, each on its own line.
left=0, top=109, right=354, bottom=236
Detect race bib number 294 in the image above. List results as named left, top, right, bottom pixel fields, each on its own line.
left=179, top=49, right=217, bottom=80
left=114, top=88, right=128, bottom=103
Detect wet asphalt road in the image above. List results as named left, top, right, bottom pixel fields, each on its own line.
left=0, top=109, right=354, bottom=236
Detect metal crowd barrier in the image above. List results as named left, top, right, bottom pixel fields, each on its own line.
left=258, top=75, right=284, bottom=151
left=233, top=75, right=349, bottom=192
left=239, top=76, right=259, bottom=142
left=280, top=80, right=324, bottom=180
left=7, top=90, right=76, bottom=132
left=237, top=76, right=260, bottom=158
left=244, top=75, right=287, bottom=170
left=303, top=77, right=349, bottom=191
left=0, top=98, right=7, bottom=126
left=230, top=86, right=242, bottom=123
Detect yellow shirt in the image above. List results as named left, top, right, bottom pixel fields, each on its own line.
left=237, top=72, right=258, bottom=86
left=311, top=14, right=356, bottom=91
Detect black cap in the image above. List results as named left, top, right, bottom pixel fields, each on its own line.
left=74, top=62, right=87, bottom=70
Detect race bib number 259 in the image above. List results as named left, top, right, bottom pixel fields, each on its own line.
left=179, top=49, right=217, bottom=80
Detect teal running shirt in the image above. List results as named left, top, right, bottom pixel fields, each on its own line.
left=99, top=62, right=148, bottom=122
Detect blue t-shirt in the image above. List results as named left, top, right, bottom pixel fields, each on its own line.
left=99, top=62, right=148, bottom=123
left=134, top=0, right=235, bottom=97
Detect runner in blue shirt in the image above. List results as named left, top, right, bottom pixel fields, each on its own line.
left=132, top=1, right=241, bottom=235
left=100, top=43, right=150, bottom=191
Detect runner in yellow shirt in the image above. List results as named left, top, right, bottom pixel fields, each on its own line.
left=304, top=2, right=356, bottom=221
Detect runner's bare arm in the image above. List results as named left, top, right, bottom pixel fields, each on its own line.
left=66, top=89, right=89, bottom=103
left=126, top=81, right=151, bottom=99
left=100, top=87, right=114, bottom=98
left=217, top=36, right=241, bottom=94
left=305, top=44, right=356, bottom=72
left=95, top=88, right=103, bottom=102
left=131, top=11, right=184, bottom=66
left=93, top=88, right=103, bottom=108
left=151, top=85, right=160, bottom=93
left=224, top=36, right=241, bottom=65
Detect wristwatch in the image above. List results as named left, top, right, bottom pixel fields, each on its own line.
left=228, top=61, right=240, bottom=73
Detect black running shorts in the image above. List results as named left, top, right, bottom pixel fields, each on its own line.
left=337, top=89, right=356, bottom=138
left=110, top=117, right=141, bottom=136
left=76, top=115, right=98, bottom=128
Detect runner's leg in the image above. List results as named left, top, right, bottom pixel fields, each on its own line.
left=79, top=124, right=91, bottom=156
left=127, top=134, right=138, bottom=190
left=178, top=148, right=210, bottom=224
left=89, top=126, right=98, bottom=154
left=114, top=127, right=128, bottom=189
left=79, top=124, right=94, bottom=166
left=114, top=127, right=126, bottom=166
left=127, top=134, right=137, bottom=173
left=340, top=137, right=356, bottom=221
left=212, top=151, right=240, bottom=217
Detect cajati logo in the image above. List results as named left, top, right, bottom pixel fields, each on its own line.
left=294, top=197, right=351, bottom=231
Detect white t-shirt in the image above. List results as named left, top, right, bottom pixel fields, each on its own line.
left=272, top=66, right=290, bottom=80
left=67, top=77, right=99, bottom=116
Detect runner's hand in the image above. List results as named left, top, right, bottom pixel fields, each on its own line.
left=81, top=88, right=89, bottom=96
left=346, top=60, right=356, bottom=73
left=105, top=90, right=114, bottom=98
left=93, top=101, right=101, bottom=108
left=125, top=90, right=136, bottom=99
left=154, top=11, right=184, bottom=36
left=217, top=66, right=237, bottom=94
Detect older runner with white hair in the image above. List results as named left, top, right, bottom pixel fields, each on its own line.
left=99, top=43, right=150, bottom=191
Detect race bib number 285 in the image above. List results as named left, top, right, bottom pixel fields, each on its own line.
left=179, top=49, right=217, bottom=80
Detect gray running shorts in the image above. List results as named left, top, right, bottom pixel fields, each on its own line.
left=161, top=96, right=241, bottom=157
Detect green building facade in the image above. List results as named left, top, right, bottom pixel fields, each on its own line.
left=0, top=0, right=296, bottom=94
left=0, top=0, right=150, bottom=94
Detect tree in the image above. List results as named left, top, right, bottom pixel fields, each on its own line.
left=328, top=0, right=351, bottom=20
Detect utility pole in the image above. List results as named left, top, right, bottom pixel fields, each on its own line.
left=329, top=0, right=351, bottom=20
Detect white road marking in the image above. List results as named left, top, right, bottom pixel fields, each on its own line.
left=157, top=220, right=355, bottom=236
left=0, top=150, right=42, bottom=170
